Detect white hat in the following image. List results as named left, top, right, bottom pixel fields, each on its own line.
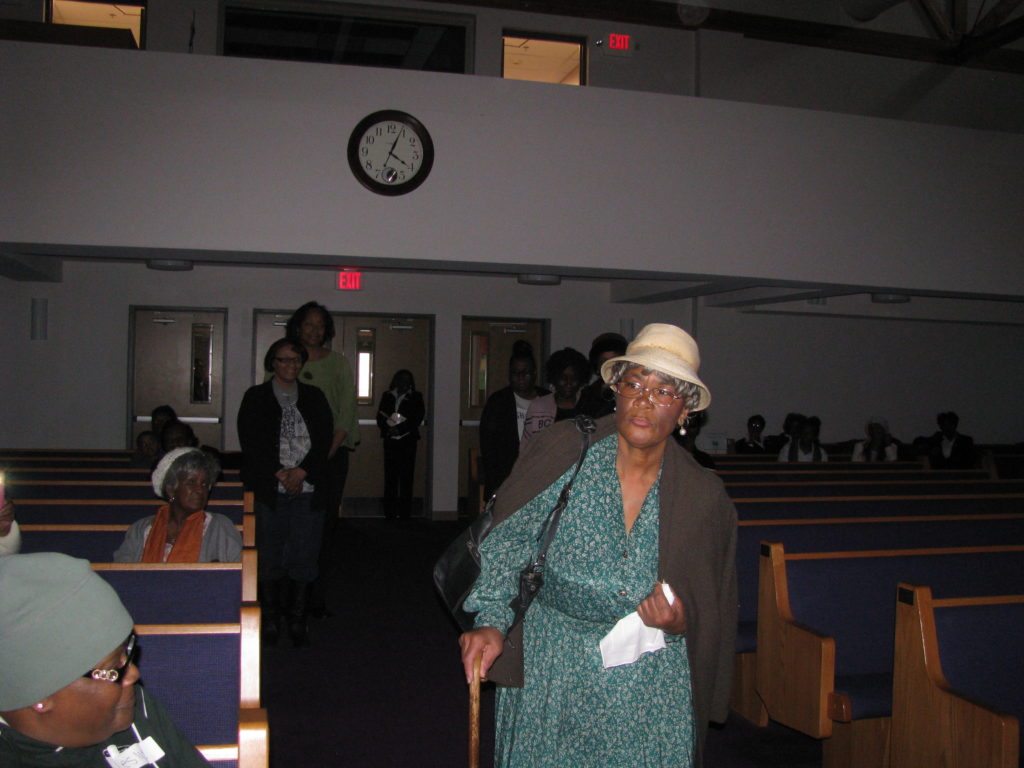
left=151, top=446, right=203, bottom=499
left=600, top=323, right=711, bottom=411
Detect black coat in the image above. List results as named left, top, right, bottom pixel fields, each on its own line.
left=237, top=380, right=333, bottom=510
left=376, top=389, right=425, bottom=441
left=478, top=385, right=547, bottom=499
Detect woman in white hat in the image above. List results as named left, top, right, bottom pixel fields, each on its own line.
left=113, top=447, right=241, bottom=563
left=459, top=323, right=737, bottom=768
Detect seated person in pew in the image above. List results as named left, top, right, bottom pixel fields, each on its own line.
left=851, top=417, right=900, bottom=462
left=114, top=448, right=241, bottom=563
left=925, top=410, right=978, bottom=469
left=777, top=415, right=828, bottom=462
left=0, top=552, right=211, bottom=766
left=733, top=413, right=768, bottom=454
left=764, top=412, right=804, bottom=455
left=131, top=430, right=162, bottom=469
left=0, top=500, right=19, bottom=556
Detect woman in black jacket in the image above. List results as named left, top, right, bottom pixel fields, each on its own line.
left=376, top=369, right=426, bottom=519
left=237, top=337, right=333, bottom=647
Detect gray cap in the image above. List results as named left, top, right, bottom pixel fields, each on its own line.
left=0, top=553, right=134, bottom=710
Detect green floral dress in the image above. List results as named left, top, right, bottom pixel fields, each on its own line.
left=465, top=435, right=694, bottom=767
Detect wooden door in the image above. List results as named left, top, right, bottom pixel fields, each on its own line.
left=130, top=307, right=227, bottom=449
left=458, top=317, right=546, bottom=516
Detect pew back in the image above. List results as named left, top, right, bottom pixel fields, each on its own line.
left=891, top=584, right=1024, bottom=768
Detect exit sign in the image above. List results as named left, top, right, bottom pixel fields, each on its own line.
left=337, top=271, right=362, bottom=290
left=602, top=33, right=634, bottom=57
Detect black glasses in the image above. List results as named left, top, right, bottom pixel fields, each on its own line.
left=612, top=380, right=685, bottom=407
left=273, top=357, right=303, bottom=365
left=83, top=632, right=137, bottom=683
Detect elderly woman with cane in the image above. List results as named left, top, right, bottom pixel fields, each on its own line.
left=459, top=323, right=737, bottom=768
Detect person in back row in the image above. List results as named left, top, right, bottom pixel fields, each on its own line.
left=521, top=346, right=591, bottom=445
left=478, top=340, right=548, bottom=501
left=0, top=552, right=211, bottom=766
left=576, top=332, right=628, bottom=419
left=113, top=447, right=241, bottom=563
left=733, top=414, right=767, bottom=454
left=778, top=416, right=828, bottom=462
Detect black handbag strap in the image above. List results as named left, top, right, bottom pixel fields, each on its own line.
left=506, top=414, right=596, bottom=631
left=533, top=414, right=596, bottom=571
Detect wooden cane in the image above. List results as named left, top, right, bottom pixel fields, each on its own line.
left=469, top=654, right=482, bottom=768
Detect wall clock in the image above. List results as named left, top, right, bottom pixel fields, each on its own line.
left=347, top=110, right=434, bottom=196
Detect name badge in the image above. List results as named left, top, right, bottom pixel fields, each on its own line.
left=103, top=736, right=167, bottom=768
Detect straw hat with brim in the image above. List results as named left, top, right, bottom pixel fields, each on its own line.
left=600, top=323, right=711, bottom=411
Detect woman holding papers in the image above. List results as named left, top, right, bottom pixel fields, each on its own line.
left=459, top=323, right=737, bottom=768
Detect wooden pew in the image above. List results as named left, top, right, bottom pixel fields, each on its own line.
left=135, top=608, right=266, bottom=768
left=724, top=478, right=1024, bottom=498
left=17, top=499, right=247, bottom=525
left=730, top=513, right=1024, bottom=725
left=6, top=479, right=244, bottom=501
left=19, top=514, right=256, bottom=558
left=92, top=553, right=265, bottom=768
left=4, top=466, right=241, bottom=482
left=755, top=542, right=1024, bottom=768
left=735, top=493, right=1024, bottom=521
left=890, top=583, right=1023, bottom=768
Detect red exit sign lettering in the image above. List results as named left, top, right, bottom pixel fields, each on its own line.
left=337, top=271, right=363, bottom=290
left=608, top=33, right=631, bottom=51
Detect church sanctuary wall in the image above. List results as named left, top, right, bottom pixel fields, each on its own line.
left=2, top=261, right=1022, bottom=514
left=2, top=39, right=1023, bottom=301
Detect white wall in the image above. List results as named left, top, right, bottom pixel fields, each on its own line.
left=2, top=40, right=1023, bottom=301
left=3, top=261, right=1022, bottom=517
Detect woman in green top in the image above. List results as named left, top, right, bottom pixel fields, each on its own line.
left=286, top=301, right=360, bottom=616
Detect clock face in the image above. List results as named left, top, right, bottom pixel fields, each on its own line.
left=347, top=110, right=434, bottom=196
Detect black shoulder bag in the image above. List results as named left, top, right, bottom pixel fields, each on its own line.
left=433, top=414, right=597, bottom=687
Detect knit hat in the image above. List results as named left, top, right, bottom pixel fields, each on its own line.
left=151, top=446, right=203, bottom=499
left=600, top=323, right=711, bottom=411
left=0, top=553, right=134, bottom=710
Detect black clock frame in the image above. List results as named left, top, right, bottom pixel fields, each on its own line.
left=347, top=110, right=434, bottom=196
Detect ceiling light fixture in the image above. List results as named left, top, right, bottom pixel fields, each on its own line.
left=517, top=274, right=561, bottom=286
left=147, top=259, right=194, bottom=271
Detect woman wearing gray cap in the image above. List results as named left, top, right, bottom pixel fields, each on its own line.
left=113, top=447, right=241, bottom=563
left=459, top=323, right=737, bottom=768
left=0, top=552, right=210, bottom=765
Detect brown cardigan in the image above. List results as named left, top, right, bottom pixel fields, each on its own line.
left=491, top=414, right=738, bottom=765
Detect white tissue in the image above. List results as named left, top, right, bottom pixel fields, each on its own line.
left=599, top=582, right=676, bottom=669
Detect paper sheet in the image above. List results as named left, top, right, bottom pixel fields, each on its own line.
left=599, top=582, right=676, bottom=669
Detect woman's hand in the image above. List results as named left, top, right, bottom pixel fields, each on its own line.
left=459, top=627, right=505, bottom=684
left=637, top=582, right=686, bottom=635
left=0, top=501, right=14, bottom=537
left=275, top=468, right=307, bottom=496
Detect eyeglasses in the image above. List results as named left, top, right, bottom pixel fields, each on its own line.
left=613, top=381, right=685, bottom=407
left=273, top=357, right=303, bottom=366
left=83, top=632, right=137, bottom=683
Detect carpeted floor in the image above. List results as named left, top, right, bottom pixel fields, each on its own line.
left=262, top=518, right=822, bottom=767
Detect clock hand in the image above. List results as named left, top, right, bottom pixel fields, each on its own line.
left=385, top=128, right=404, bottom=158
left=386, top=151, right=412, bottom=169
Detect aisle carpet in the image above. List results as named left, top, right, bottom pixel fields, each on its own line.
left=261, top=518, right=821, bottom=768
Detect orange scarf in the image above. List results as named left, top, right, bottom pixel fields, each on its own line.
left=141, top=504, right=205, bottom=563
